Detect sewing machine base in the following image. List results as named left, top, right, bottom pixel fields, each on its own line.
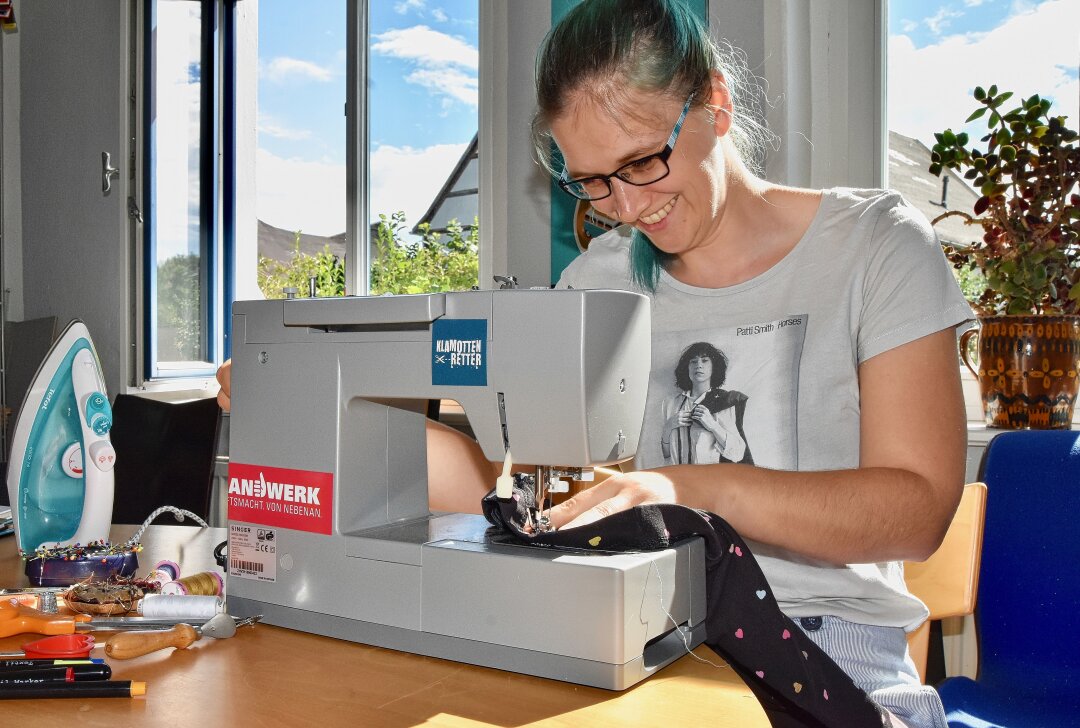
left=228, top=594, right=706, bottom=690
left=226, top=514, right=707, bottom=691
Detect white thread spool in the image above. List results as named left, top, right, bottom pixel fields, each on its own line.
left=139, top=594, right=224, bottom=620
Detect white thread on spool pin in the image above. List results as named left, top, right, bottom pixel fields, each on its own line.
left=140, top=594, right=225, bottom=620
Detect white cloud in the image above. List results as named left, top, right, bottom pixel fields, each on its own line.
left=369, top=142, right=469, bottom=225
left=264, top=56, right=333, bottom=83
left=256, top=148, right=346, bottom=236
left=963, top=0, right=989, bottom=6
left=888, top=0, right=1079, bottom=149
left=255, top=142, right=468, bottom=238
left=900, top=19, right=919, bottom=32
left=405, top=67, right=478, bottom=106
left=370, top=26, right=478, bottom=71
left=370, top=25, right=478, bottom=109
left=925, top=7, right=963, bottom=35
left=257, top=115, right=313, bottom=141
left=432, top=8, right=448, bottom=22
left=395, top=0, right=425, bottom=13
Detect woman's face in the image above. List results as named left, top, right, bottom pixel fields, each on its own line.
left=549, top=87, right=728, bottom=258
left=688, top=354, right=712, bottom=385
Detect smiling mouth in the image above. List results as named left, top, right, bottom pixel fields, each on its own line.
left=639, top=195, right=678, bottom=225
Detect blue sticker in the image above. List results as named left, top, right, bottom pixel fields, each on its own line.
left=432, top=319, right=488, bottom=386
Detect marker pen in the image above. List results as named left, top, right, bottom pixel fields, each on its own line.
left=0, top=664, right=111, bottom=681
left=0, top=680, right=146, bottom=699
left=0, top=668, right=77, bottom=686
left=0, top=659, right=105, bottom=670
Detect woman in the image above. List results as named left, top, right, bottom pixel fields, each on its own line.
left=220, top=0, right=970, bottom=723
left=533, top=0, right=970, bottom=725
left=661, top=341, right=752, bottom=465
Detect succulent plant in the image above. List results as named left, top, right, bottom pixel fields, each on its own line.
left=929, top=86, right=1080, bottom=315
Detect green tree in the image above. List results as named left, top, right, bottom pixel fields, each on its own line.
left=257, top=214, right=479, bottom=299
left=258, top=231, right=346, bottom=299
left=370, top=212, right=479, bottom=295
left=369, top=209, right=479, bottom=291
left=157, top=253, right=202, bottom=360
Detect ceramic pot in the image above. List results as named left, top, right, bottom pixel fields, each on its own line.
left=960, top=315, right=1080, bottom=429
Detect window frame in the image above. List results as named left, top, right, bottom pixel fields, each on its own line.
left=139, top=0, right=236, bottom=384
left=135, top=0, right=494, bottom=387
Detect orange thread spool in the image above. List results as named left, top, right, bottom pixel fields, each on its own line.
left=160, top=571, right=224, bottom=596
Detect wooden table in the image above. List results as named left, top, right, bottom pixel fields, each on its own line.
left=1, top=525, right=767, bottom=726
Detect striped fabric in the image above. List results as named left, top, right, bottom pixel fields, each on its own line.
left=797, top=616, right=948, bottom=728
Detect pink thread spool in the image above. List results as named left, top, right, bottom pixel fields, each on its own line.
left=146, top=560, right=182, bottom=589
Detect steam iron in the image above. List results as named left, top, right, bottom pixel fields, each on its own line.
left=5, top=320, right=136, bottom=586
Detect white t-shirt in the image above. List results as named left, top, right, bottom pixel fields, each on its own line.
left=558, top=187, right=974, bottom=630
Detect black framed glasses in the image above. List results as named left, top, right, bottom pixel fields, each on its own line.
left=557, top=93, right=694, bottom=202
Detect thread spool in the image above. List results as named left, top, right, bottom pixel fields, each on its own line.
left=145, top=570, right=174, bottom=590
left=146, top=560, right=182, bottom=589
left=140, top=594, right=224, bottom=619
left=160, top=571, right=224, bottom=597
left=153, top=560, right=181, bottom=580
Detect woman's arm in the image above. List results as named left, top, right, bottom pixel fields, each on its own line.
left=216, top=358, right=497, bottom=515
left=547, top=328, right=967, bottom=565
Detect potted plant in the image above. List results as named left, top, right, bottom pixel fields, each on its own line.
left=929, top=85, right=1080, bottom=429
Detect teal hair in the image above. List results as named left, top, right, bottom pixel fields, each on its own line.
left=630, top=229, right=672, bottom=291
left=532, top=0, right=774, bottom=292
left=533, top=0, right=715, bottom=173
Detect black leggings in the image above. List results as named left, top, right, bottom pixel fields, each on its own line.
left=482, top=487, right=894, bottom=728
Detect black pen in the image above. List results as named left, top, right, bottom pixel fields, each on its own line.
left=0, top=669, right=78, bottom=686
left=0, top=664, right=111, bottom=680
left=0, top=680, right=146, bottom=699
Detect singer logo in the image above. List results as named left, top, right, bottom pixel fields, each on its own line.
left=227, top=463, right=334, bottom=535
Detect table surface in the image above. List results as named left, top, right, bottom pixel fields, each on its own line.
left=1, top=525, right=767, bottom=727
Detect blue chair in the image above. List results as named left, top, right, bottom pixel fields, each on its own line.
left=938, top=430, right=1080, bottom=728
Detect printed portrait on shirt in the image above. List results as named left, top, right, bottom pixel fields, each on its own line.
left=638, top=315, right=808, bottom=472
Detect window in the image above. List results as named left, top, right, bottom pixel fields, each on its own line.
left=886, top=1, right=1078, bottom=241
left=251, top=0, right=479, bottom=302
left=886, top=0, right=1080, bottom=424
left=143, top=0, right=235, bottom=379
left=255, top=0, right=347, bottom=299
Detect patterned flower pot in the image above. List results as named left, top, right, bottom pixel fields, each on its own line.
left=960, top=315, right=1080, bottom=429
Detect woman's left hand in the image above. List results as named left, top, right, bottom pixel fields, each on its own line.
left=546, top=470, right=678, bottom=531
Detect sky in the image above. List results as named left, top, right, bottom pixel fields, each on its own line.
left=248, top=0, right=1079, bottom=240
left=256, top=0, right=478, bottom=238
left=888, top=0, right=1079, bottom=153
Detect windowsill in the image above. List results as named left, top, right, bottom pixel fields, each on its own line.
left=125, top=376, right=220, bottom=403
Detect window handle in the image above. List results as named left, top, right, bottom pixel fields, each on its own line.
left=102, top=151, right=120, bottom=193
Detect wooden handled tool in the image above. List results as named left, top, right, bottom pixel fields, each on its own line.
left=104, top=623, right=200, bottom=659
left=104, top=612, right=238, bottom=660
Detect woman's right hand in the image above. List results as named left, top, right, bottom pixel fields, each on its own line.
left=664, top=409, right=691, bottom=433
left=216, top=359, right=232, bottom=412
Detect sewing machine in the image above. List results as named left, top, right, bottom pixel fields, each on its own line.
left=225, top=289, right=706, bottom=690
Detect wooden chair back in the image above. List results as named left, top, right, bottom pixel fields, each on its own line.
left=903, top=481, right=987, bottom=682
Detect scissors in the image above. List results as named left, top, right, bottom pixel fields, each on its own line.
left=0, top=597, right=92, bottom=637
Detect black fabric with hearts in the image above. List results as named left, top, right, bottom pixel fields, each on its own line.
left=482, top=486, right=893, bottom=728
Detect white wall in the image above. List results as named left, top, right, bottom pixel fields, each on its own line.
left=1, top=25, right=24, bottom=323
left=480, top=0, right=552, bottom=290
left=234, top=1, right=260, bottom=304
left=763, top=0, right=885, bottom=189
left=16, top=1, right=131, bottom=398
